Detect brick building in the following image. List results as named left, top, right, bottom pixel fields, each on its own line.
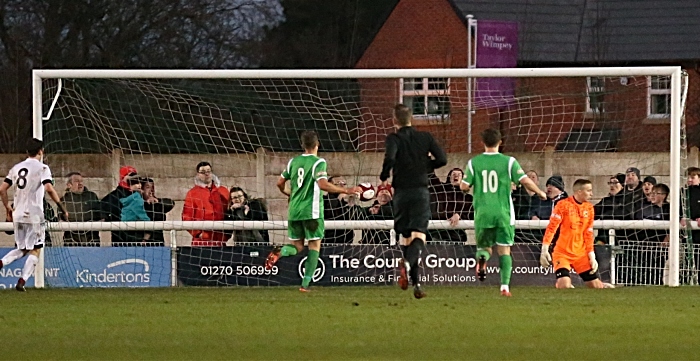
left=355, top=0, right=700, bottom=153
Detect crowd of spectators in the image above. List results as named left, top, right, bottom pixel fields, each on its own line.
left=40, top=162, right=270, bottom=247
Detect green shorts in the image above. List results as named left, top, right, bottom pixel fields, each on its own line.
left=474, top=225, right=515, bottom=249
left=288, top=219, right=325, bottom=241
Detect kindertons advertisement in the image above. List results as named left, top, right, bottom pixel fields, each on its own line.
left=43, top=247, right=171, bottom=287
left=177, top=244, right=611, bottom=287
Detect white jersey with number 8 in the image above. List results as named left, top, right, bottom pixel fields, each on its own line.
left=5, top=158, right=52, bottom=223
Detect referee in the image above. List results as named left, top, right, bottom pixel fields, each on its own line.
left=380, top=104, right=447, bottom=299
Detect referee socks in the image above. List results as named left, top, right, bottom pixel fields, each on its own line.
left=405, top=239, right=425, bottom=285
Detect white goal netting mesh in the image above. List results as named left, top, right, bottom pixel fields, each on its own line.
left=25, top=70, right=693, bottom=287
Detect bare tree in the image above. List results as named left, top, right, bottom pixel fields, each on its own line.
left=0, top=0, right=283, bottom=152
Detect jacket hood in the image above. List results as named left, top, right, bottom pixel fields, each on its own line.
left=194, top=174, right=221, bottom=188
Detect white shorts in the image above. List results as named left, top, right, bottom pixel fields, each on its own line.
left=14, top=222, right=45, bottom=250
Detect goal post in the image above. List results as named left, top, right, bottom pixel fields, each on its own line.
left=28, top=66, right=688, bottom=288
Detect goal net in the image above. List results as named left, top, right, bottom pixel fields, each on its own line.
left=24, top=67, right=690, bottom=288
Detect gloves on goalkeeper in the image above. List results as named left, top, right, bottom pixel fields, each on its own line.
left=539, top=244, right=552, bottom=268
left=588, top=251, right=598, bottom=274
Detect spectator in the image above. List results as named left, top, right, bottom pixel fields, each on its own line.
left=141, top=178, right=175, bottom=246
left=360, top=183, right=394, bottom=244
left=430, top=168, right=472, bottom=243
left=43, top=199, right=59, bottom=247
left=119, top=177, right=152, bottom=245
left=60, top=172, right=101, bottom=246
left=594, top=174, right=626, bottom=216
left=528, top=175, right=568, bottom=242
left=512, top=170, right=539, bottom=243
left=642, top=176, right=657, bottom=206
left=683, top=167, right=700, bottom=283
left=529, top=175, right=567, bottom=221
left=636, top=183, right=670, bottom=222
left=685, top=167, right=700, bottom=245
left=182, top=162, right=229, bottom=246
left=594, top=173, right=631, bottom=244
left=427, top=169, right=443, bottom=230
left=101, top=165, right=137, bottom=245
left=627, top=183, right=670, bottom=285
left=323, top=176, right=359, bottom=244
left=621, top=167, right=645, bottom=219
left=224, top=186, right=270, bottom=244
left=512, top=170, right=538, bottom=220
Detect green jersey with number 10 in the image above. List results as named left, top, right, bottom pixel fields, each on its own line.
left=281, top=154, right=328, bottom=221
left=463, top=152, right=526, bottom=228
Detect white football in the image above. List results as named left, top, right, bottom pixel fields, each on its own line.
left=358, top=182, right=375, bottom=201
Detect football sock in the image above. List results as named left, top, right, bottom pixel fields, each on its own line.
left=476, top=248, right=490, bottom=262
left=301, top=249, right=320, bottom=288
left=499, top=254, right=513, bottom=286
left=280, top=244, right=298, bottom=257
left=1, top=249, right=24, bottom=267
left=406, top=239, right=424, bottom=285
left=21, top=254, right=38, bottom=281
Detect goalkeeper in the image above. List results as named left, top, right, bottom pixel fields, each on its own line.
left=540, top=179, right=604, bottom=289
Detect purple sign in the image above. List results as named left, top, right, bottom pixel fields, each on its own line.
left=475, top=20, right=518, bottom=108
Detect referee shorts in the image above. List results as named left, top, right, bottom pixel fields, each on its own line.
left=393, top=187, right=431, bottom=238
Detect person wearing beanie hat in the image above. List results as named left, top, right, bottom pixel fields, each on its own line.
left=118, top=165, right=138, bottom=189
left=530, top=175, right=568, bottom=232
left=545, top=175, right=565, bottom=193
left=642, top=176, right=658, bottom=205
left=606, top=174, right=624, bottom=197
left=100, top=165, right=139, bottom=245
left=624, top=167, right=642, bottom=191
left=614, top=173, right=626, bottom=186
left=376, top=183, right=394, bottom=201
left=622, top=167, right=645, bottom=220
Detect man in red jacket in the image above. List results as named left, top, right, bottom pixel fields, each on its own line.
left=182, top=161, right=230, bottom=246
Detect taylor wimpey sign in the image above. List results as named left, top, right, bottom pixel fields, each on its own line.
left=475, top=20, right=518, bottom=108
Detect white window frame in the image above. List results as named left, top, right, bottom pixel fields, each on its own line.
left=586, top=76, right=605, bottom=114
left=647, top=75, right=671, bottom=119
left=399, top=78, right=451, bottom=121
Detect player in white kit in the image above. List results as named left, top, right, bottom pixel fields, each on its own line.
left=0, top=139, right=68, bottom=291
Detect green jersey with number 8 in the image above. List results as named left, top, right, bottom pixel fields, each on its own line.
left=463, top=152, right=526, bottom=228
left=281, top=154, right=328, bottom=221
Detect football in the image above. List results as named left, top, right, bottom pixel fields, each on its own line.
left=357, top=182, right=375, bottom=201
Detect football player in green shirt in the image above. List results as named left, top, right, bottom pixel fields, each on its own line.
left=265, top=130, right=360, bottom=292
left=461, top=128, right=546, bottom=297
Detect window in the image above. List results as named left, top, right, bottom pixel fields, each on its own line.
left=648, top=76, right=671, bottom=118
left=586, top=77, right=605, bottom=114
left=400, top=78, right=450, bottom=120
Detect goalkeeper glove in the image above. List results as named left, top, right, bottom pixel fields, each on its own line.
left=539, top=244, right=552, bottom=268
left=588, top=251, right=598, bottom=274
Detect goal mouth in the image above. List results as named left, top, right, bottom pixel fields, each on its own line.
left=24, top=67, right=693, bottom=288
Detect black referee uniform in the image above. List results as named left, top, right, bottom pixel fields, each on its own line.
left=380, top=126, right=447, bottom=238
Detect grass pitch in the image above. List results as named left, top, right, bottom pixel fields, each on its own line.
left=1, top=286, right=699, bottom=360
